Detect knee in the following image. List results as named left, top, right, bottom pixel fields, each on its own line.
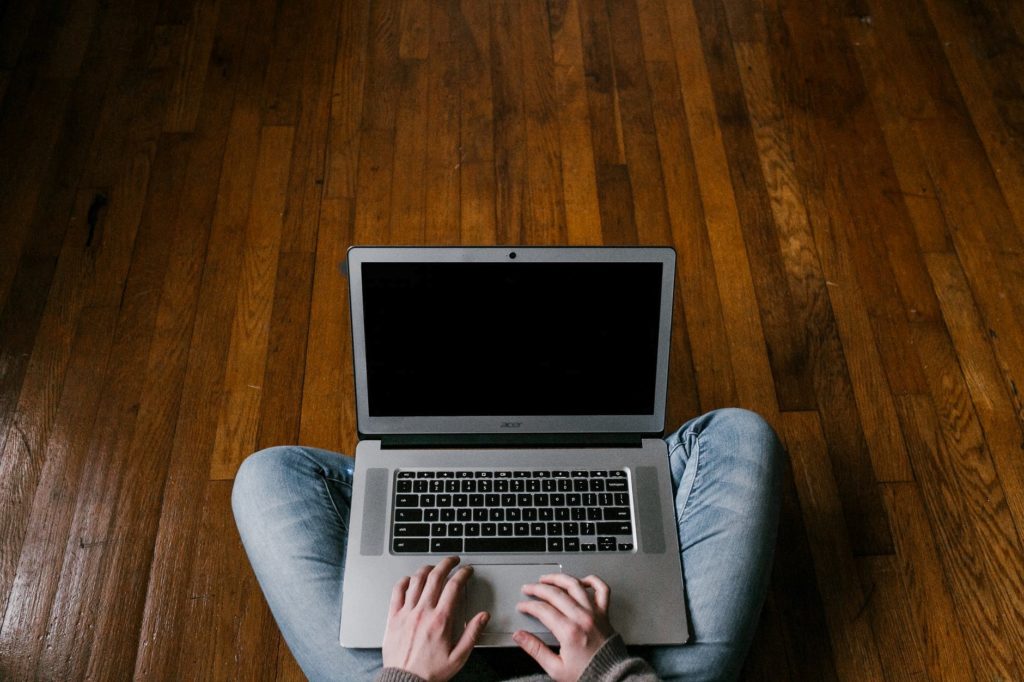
left=232, top=446, right=299, bottom=527
left=704, top=408, right=783, bottom=479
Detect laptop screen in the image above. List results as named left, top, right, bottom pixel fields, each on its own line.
left=361, top=262, right=663, bottom=417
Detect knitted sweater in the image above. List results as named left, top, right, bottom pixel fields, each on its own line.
left=374, top=634, right=660, bottom=682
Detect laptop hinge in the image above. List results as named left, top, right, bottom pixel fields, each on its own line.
left=376, top=433, right=648, bottom=449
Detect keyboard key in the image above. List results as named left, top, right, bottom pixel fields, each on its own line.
left=395, top=509, right=422, bottom=522
left=526, top=480, right=541, bottom=492
left=397, top=480, right=412, bottom=493
left=502, top=494, right=516, bottom=506
left=598, top=536, right=617, bottom=551
left=592, top=470, right=608, bottom=477
left=430, top=480, right=444, bottom=493
left=581, top=543, right=597, bottom=552
left=517, top=494, right=532, bottom=507
left=533, top=471, right=551, bottom=478
left=555, top=508, right=569, bottom=520
left=479, top=481, right=493, bottom=493
left=485, top=494, right=499, bottom=506
left=441, top=509, right=455, bottom=522
left=466, top=523, right=480, bottom=536
left=618, top=543, right=634, bottom=551
left=571, top=471, right=589, bottom=477
left=495, top=471, right=512, bottom=478
left=558, top=480, right=572, bottom=492
left=396, top=495, right=418, bottom=507
left=589, top=480, right=605, bottom=492
left=456, top=471, right=474, bottom=479
left=449, top=523, right=464, bottom=536
left=498, top=523, right=513, bottom=536
left=431, top=538, right=462, bottom=553
left=583, top=494, right=597, bottom=506
left=457, top=509, right=471, bottom=521
left=606, top=480, right=628, bottom=491
left=542, top=480, right=557, bottom=492
left=482, top=523, right=497, bottom=536
left=610, top=470, right=627, bottom=477
left=586, top=508, right=602, bottom=520
left=413, top=481, right=428, bottom=493
left=398, top=472, right=415, bottom=479
left=514, top=471, right=531, bottom=478
left=510, top=480, right=525, bottom=492
left=571, top=508, right=585, bottom=520
left=553, top=471, right=570, bottom=478
left=394, top=524, right=430, bottom=537
left=597, top=522, right=633, bottom=535
left=547, top=537, right=564, bottom=552
left=581, top=522, right=596, bottom=535
left=605, top=507, right=631, bottom=520
left=506, top=508, right=521, bottom=521
left=573, top=479, right=588, bottom=492
left=393, top=538, right=428, bottom=553
left=470, top=494, right=484, bottom=507
left=432, top=523, right=447, bottom=536
left=531, top=522, right=546, bottom=536
left=495, top=480, right=509, bottom=492
left=565, top=537, right=580, bottom=552
left=551, top=494, right=565, bottom=506
left=453, top=494, right=468, bottom=506
left=547, top=522, right=562, bottom=535
left=534, top=494, right=549, bottom=506
left=420, top=494, right=436, bottom=507
left=476, top=471, right=493, bottom=478
left=473, top=509, right=487, bottom=521
left=425, top=509, right=440, bottom=522
left=437, top=494, right=452, bottom=506
left=523, top=508, right=538, bottom=520
left=465, top=538, right=546, bottom=552
left=437, top=471, right=455, bottom=478
left=539, top=508, right=554, bottom=521
left=445, top=480, right=460, bottom=492
left=461, top=480, right=476, bottom=493
left=489, top=509, right=505, bottom=521
left=514, top=523, right=530, bottom=536
left=614, top=493, right=629, bottom=506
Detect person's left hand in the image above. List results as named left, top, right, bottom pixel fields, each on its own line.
left=382, top=556, right=489, bottom=682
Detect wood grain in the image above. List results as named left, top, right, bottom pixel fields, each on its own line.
left=3, top=0, right=1024, bottom=677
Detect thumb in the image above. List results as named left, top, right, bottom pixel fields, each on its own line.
left=450, top=611, right=489, bottom=665
left=513, top=630, right=561, bottom=678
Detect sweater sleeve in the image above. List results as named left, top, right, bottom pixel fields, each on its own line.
left=374, top=667, right=427, bottom=682
left=577, top=634, right=662, bottom=682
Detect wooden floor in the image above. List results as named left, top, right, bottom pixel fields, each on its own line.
left=2, top=0, right=1023, bottom=678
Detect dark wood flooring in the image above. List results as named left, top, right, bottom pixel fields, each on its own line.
left=2, top=0, right=1023, bottom=679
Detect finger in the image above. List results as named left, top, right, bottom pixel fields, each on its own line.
left=406, top=564, right=433, bottom=606
left=449, top=611, right=489, bottom=667
left=581, top=575, right=610, bottom=613
left=421, top=555, right=460, bottom=607
left=437, top=564, right=474, bottom=612
left=522, top=582, right=586, bottom=620
left=516, top=599, right=574, bottom=641
left=539, top=573, right=592, bottom=610
left=512, top=630, right=562, bottom=678
left=389, top=576, right=411, bottom=616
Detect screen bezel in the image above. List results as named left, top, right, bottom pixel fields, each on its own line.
left=347, top=246, right=676, bottom=437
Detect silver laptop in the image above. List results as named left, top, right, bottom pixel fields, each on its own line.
left=339, top=246, right=688, bottom=648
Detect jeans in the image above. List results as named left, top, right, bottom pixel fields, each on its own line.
left=232, top=409, right=783, bottom=682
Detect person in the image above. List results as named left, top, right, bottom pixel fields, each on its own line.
left=232, top=408, right=782, bottom=682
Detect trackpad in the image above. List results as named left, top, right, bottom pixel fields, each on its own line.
left=465, top=564, right=561, bottom=634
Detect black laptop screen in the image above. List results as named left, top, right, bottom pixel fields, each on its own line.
left=361, top=261, right=663, bottom=417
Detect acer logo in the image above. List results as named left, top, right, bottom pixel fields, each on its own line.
left=500, top=422, right=522, bottom=428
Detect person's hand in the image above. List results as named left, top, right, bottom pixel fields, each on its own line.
left=382, top=556, right=489, bottom=682
left=513, top=574, right=616, bottom=682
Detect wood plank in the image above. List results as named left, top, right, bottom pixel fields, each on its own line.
left=854, top=555, right=929, bottom=682
left=881, top=481, right=975, bottom=682
left=0, top=308, right=117, bottom=679
left=163, top=0, right=220, bottom=132
left=457, top=0, right=496, bottom=245
left=389, top=56, right=429, bottom=244
left=489, top=0, right=527, bottom=244
left=422, top=0, right=460, bottom=245
left=521, top=0, right=568, bottom=245
left=298, top=198, right=356, bottom=454
left=893, top=394, right=1022, bottom=679
left=548, top=0, right=602, bottom=246
left=209, top=125, right=295, bottom=481
left=909, top=325, right=1024, bottom=663
left=781, top=411, right=885, bottom=682
left=323, top=0, right=370, bottom=200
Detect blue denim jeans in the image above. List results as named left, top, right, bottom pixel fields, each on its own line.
left=232, top=409, right=782, bottom=681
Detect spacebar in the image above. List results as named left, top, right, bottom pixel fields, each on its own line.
left=464, top=538, right=547, bottom=553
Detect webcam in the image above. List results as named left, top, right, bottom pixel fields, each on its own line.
left=508, top=251, right=517, bottom=259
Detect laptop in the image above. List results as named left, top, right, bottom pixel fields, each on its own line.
left=339, top=246, right=688, bottom=648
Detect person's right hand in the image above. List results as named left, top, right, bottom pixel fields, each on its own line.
left=513, top=573, right=616, bottom=682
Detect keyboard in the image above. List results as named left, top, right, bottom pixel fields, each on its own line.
left=390, top=469, right=635, bottom=554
